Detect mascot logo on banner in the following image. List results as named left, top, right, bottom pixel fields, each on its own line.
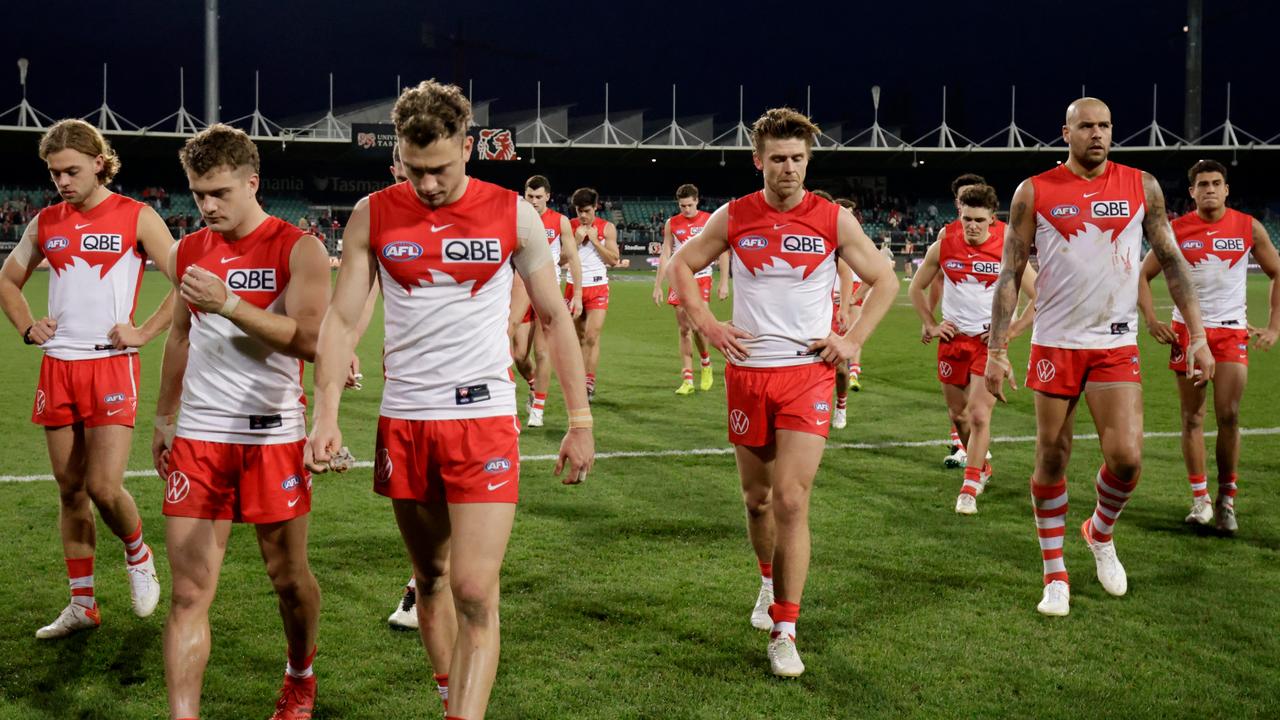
left=476, top=128, right=518, bottom=161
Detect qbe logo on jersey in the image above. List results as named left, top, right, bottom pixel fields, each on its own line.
left=443, top=238, right=503, bottom=263
left=226, top=268, right=277, bottom=292
left=972, top=261, right=1000, bottom=275
left=1213, top=237, right=1246, bottom=252
left=781, top=235, right=826, bottom=255
left=1090, top=200, right=1131, bottom=219
left=80, top=233, right=123, bottom=252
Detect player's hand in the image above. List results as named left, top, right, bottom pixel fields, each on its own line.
left=108, top=323, right=147, bottom=350
left=1186, top=335, right=1215, bottom=387
left=345, top=354, right=363, bottom=390
left=1249, top=324, right=1278, bottom=351
left=574, top=226, right=590, bottom=242
left=718, top=282, right=729, bottom=301
left=151, top=415, right=176, bottom=478
left=180, top=265, right=230, bottom=314
left=838, top=307, right=854, bottom=335
left=807, top=333, right=859, bottom=367
left=1146, top=319, right=1177, bottom=345
left=305, top=420, right=343, bottom=474
left=569, top=293, right=584, bottom=319
left=652, top=285, right=664, bottom=306
left=698, top=316, right=752, bottom=363
left=922, top=320, right=956, bottom=344
left=984, top=348, right=1017, bottom=403
left=25, top=317, right=57, bottom=345
left=554, top=427, right=595, bottom=485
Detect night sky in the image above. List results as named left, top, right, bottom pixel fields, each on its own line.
left=2, top=1, right=1276, bottom=143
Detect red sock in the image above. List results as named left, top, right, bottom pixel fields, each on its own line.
left=699, top=352, right=711, bottom=367
left=1089, top=464, right=1137, bottom=544
left=121, top=520, right=149, bottom=566
left=1219, top=473, right=1238, bottom=507
left=1187, top=473, right=1208, bottom=500
left=850, top=362, right=862, bottom=377
left=682, top=368, right=693, bottom=383
left=585, top=373, right=596, bottom=393
left=836, top=394, right=847, bottom=409
left=1031, top=478, right=1069, bottom=585
left=286, top=646, right=316, bottom=679
left=66, top=556, right=95, bottom=609
left=435, top=673, right=449, bottom=711
left=961, top=466, right=982, bottom=497
left=757, top=560, right=773, bottom=580
left=532, top=392, right=547, bottom=411
left=768, top=600, right=801, bottom=639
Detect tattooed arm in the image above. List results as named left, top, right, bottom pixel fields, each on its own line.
left=1142, top=171, right=1214, bottom=383
left=984, top=179, right=1035, bottom=401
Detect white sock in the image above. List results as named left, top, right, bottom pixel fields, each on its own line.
left=772, top=621, right=796, bottom=639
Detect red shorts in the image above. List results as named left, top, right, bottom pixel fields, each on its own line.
left=1169, top=321, right=1249, bottom=372
left=520, top=305, right=537, bottom=324
left=32, top=354, right=140, bottom=428
left=163, top=438, right=311, bottom=523
left=1026, top=344, right=1141, bottom=396
left=566, top=283, right=609, bottom=312
left=937, top=334, right=988, bottom=386
left=724, top=363, right=836, bottom=446
left=374, top=415, right=521, bottom=504
left=850, top=281, right=864, bottom=307
left=667, top=276, right=712, bottom=306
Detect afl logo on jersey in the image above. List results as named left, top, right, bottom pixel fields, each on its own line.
left=44, top=236, right=70, bottom=252
left=226, top=268, right=277, bottom=292
left=1181, top=240, right=1204, bottom=250
left=484, top=458, right=512, bottom=474
left=1050, top=205, right=1079, bottom=218
left=782, top=235, right=826, bottom=254
left=383, top=241, right=423, bottom=262
left=738, top=236, right=768, bottom=250
left=944, top=260, right=965, bottom=271
left=1090, top=200, right=1131, bottom=219
left=1213, top=238, right=1245, bottom=252
left=443, top=238, right=503, bottom=263
left=81, top=233, right=123, bottom=252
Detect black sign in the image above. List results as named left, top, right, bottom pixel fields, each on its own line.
left=352, top=124, right=519, bottom=161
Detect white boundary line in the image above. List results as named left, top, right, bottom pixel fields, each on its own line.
left=2, top=426, right=1278, bottom=484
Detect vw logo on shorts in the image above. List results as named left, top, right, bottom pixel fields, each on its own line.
left=1170, top=346, right=1185, bottom=364
left=484, top=458, right=512, bottom=474
left=35, top=389, right=47, bottom=415
left=166, top=471, right=190, bottom=504
left=729, top=409, right=750, bottom=435
left=939, top=361, right=953, bottom=378
left=1036, top=359, right=1057, bottom=383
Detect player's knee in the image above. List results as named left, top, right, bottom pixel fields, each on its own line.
left=269, top=569, right=318, bottom=605
left=56, top=481, right=88, bottom=507
left=451, top=581, right=497, bottom=625
left=84, top=479, right=120, bottom=509
left=1104, top=450, right=1142, bottom=480
left=169, top=579, right=213, bottom=615
left=743, top=491, right=771, bottom=518
left=771, top=487, right=811, bottom=521
left=581, top=332, right=600, bottom=349
left=1180, top=407, right=1206, bottom=432
left=968, top=410, right=990, bottom=432
left=1216, top=405, right=1240, bottom=430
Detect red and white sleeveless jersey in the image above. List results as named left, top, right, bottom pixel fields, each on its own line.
left=176, top=216, right=306, bottom=445
left=539, top=207, right=565, bottom=283
left=569, top=217, right=610, bottom=287
left=1171, top=208, right=1254, bottom=328
left=670, top=211, right=713, bottom=278
left=36, top=193, right=147, bottom=361
left=370, top=179, right=518, bottom=420
left=1030, top=162, right=1146, bottom=349
left=727, top=191, right=840, bottom=367
left=940, top=219, right=1006, bottom=335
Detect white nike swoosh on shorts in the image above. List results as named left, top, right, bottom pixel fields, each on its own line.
left=106, top=409, right=124, bottom=416
left=487, top=480, right=510, bottom=492
left=288, top=497, right=301, bottom=508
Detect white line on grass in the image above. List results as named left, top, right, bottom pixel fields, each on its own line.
left=2, top=427, right=1278, bottom=484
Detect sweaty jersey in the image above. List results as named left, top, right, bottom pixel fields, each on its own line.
left=1171, top=208, right=1254, bottom=328
left=539, top=207, right=565, bottom=283
left=670, top=211, right=713, bottom=278
left=370, top=178, right=518, bottom=420
left=1030, top=162, right=1146, bottom=349
left=727, top=190, right=840, bottom=367
left=175, top=216, right=306, bottom=445
left=940, top=219, right=1006, bottom=335
left=36, top=193, right=148, bottom=361
left=569, top=217, right=610, bottom=287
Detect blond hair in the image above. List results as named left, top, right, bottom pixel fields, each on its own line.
left=39, top=119, right=121, bottom=184
left=751, top=108, right=820, bottom=154
left=392, top=79, right=472, bottom=148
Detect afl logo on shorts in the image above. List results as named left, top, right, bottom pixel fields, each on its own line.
left=166, top=471, right=191, bottom=504
left=35, top=389, right=47, bottom=415
left=814, top=401, right=830, bottom=413
left=44, top=236, right=70, bottom=252
left=737, top=236, right=768, bottom=250
left=374, top=448, right=393, bottom=485
left=939, top=361, right=954, bottom=379
left=103, top=392, right=126, bottom=404
left=281, top=474, right=301, bottom=491
left=382, top=241, right=423, bottom=262
left=1035, top=359, right=1057, bottom=383
left=1050, top=205, right=1079, bottom=218
left=729, top=409, right=750, bottom=435
left=484, top=458, right=512, bottom=474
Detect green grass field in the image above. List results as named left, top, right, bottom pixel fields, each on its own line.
left=1, top=270, right=1278, bottom=719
